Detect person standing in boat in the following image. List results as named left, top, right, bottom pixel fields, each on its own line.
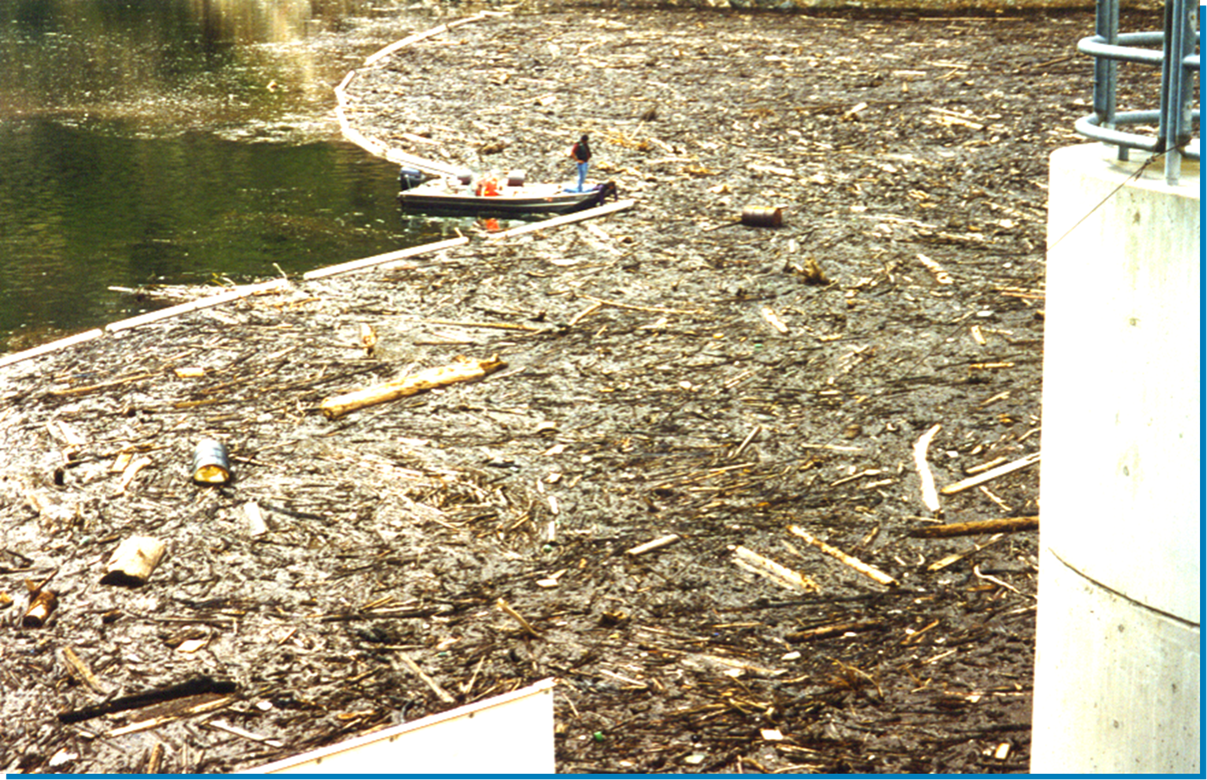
left=567, top=134, right=591, bottom=192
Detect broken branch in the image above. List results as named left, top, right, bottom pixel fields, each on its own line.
left=908, top=516, right=1038, bottom=539
left=940, top=452, right=1040, bottom=495
left=787, top=526, right=898, bottom=587
left=319, top=354, right=506, bottom=420
left=913, top=424, right=943, bottom=513
left=730, top=546, right=819, bottom=593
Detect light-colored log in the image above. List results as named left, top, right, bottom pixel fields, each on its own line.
left=303, top=237, right=468, bottom=280
left=625, top=534, right=680, bottom=556
left=243, top=502, right=268, bottom=537
left=908, top=516, right=1039, bottom=539
left=486, top=199, right=636, bottom=241
left=62, top=647, right=107, bottom=695
left=731, top=545, right=819, bottom=593
left=320, top=354, right=506, bottom=420
left=101, top=536, right=166, bottom=587
left=940, top=452, right=1040, bottom=495
left=913, top=423, right=943, bottom=512
left=787, top=526, right=898, bottom=587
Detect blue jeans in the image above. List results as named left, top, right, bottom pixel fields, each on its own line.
left=576, top=161, right=589, bottom=192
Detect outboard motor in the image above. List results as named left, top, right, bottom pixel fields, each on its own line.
left=398, top=168, right=426, bottom=191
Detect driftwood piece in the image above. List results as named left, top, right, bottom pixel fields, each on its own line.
left=360, top=324, right=378, bottom=357
left=927, top=533, right=1006, bottom=571
left=940, top=452, right=1040, bottom=495
left=22, top=589, right=58, bottom=628
left=58, top=676, right=237, bottom=724
left=787, top=526, right=898, bottom=587
left=205, top=718, right=285, bottom=748
left=146, top=742, right=165, bottom=774
left=912, top=423, right=943, bottom=513
left=62, top=647, right=107, bottom=695
left=319, top=354, right=506, bottom=420
left=908, top=516, right=1039, bottom=539
left=496, top=597, right=542, bottom=638
left=117, top=455, right=153, bottom=493
left=625, top=534, right=680, bottom=556
left=761, top=306, right=789, bottom=334
left=731, top=545, right=820, bottom=593
left=486, top=199, right=636, bottom=241
left=243, top=502, right=268, bottom=537
left=916, top=253, right=953, bottom=284
left=105, top=280, right=289, bottom=334
left=301, top=237, right=469, bottom=280
left=107, top=695, right=235, bottom=737
left=101, top=536, right=166, bottom=587
left=785, top=620, right=884, bottom=643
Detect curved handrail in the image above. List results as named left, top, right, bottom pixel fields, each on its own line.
left=1075, top=0, right=1200, bottom=184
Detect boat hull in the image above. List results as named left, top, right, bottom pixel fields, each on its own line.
left=398, top=182, right=612, bottom=218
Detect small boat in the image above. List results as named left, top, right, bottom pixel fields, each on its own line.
left=398, top=169, right=617, bottom=218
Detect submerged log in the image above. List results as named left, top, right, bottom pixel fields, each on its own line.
left=319, top=354, right=507, bottom=420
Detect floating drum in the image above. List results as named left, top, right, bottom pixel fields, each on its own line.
left=192, top=438, right=231, bottom=485
left=741, top=206, right=784, bottom=228
left=507, top=169, right=526, bottom=187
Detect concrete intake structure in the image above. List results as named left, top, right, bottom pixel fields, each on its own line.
left=1031, top=143, right=1200, bottom=773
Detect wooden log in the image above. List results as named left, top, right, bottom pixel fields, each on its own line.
left=908, top=516, right=1039, bottom=539
left=101, top=536, right=166, bottom=587
left=105, top=279, right=288, bottom=333
left=496, top=597, right=542, bottom=638
left=58, top=675, right=237, bottom=724
left=302, top=237, right=468, bottom=280
left=62, top=647, right=107, bottom=695
left=319, top=354, right=506, bottom=420
left=107, top=696, right=234, bottom=737
left=0, top=329, right=104, bottom=370
left=912, top=423, right=943, bottom=513
left=486, top=199, right=636, bottom=241
left=927, top=533, right=1006, bottom=571
left=360, top=324, right=378, bottom=357
left=761, top=306, right=789, bottom=334
left=146, top=742, right=165, bottom=774
left=243, top=502, right=268, bottom=537
left=916, top=253, right=953, bottom=284
left=787, top=526, right=898, bottom=587
left=731, top=546, right=820, bottom=593
left=940, top=452, right=1040, bottom=494
left=626, top=534, right=680, bottom=556
left=785, top=620, right=884, bottom=643
left=22, top=589, right=58, bottom=628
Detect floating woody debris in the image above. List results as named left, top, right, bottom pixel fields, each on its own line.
left=319, top=354, right=507, bottom=420
left=100, top=536, right=166, bottom=587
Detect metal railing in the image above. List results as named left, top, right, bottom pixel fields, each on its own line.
left=1075, top=0, right=1200, bottom=184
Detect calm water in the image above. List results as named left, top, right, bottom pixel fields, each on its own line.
left=0, top=0, right=446, bottom=352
